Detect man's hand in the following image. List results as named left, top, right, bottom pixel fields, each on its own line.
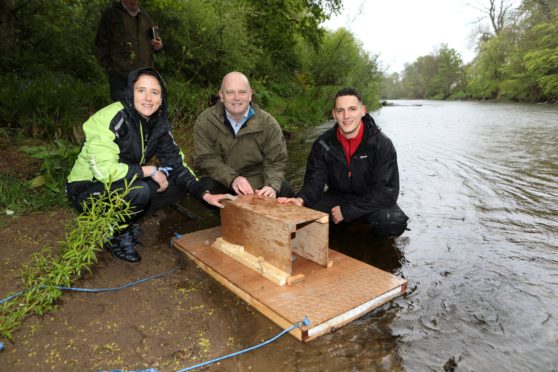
left=331, top=206, right=344, bottom=224
left=231, top=176, right=254, bottom=195
left=203, top=193, right=236, bottom=208
left=277, top=197, right=304, bottom=207
left=255, top=186, right=276, bottom=198
left=151, top=37, right=163, bottom=51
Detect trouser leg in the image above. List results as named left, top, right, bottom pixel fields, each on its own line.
left=309, top=191, right=409, bottom=238
left=277, top=180, right=295, bottom=197
left=198, top=177, right=230, bottom=195
left=143, top=177, right=189, bottom=215
left=67, top=179, right=149, bottom=221
left=108, top=71, right=128, bottom=102
left=367, top=204, right=409, bottom=238
left=66, top=177, right=188, bottom=221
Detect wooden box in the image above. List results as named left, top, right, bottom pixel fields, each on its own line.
left=220, top=195, right=329, bottom=274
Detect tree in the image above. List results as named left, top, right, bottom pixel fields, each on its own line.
left=520, top=1, right=558, bottom=100
left=381, top=72, right=404, bottom=99
left=240, top=0, right=341, bottom=82
left=0, top=0, right=105, bottom=79
left=429, top=45, right=465, bottom=99
left=471, top=0, right=518, bottom=38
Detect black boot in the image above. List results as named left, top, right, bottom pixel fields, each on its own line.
left=105, top=230, right=141, bottom=262
left=129, top=223, right=143, bottom=246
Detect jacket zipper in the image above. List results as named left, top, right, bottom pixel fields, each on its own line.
left=139, top=122, right=146, bottom=165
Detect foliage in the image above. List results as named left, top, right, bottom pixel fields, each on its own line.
left=465, top=0, right=558, bottom=101
left=0, top=182, right=134, bottom=340
left=0, top=173, right=63, bottom=215
left=241, top=0, right=342, bottom=81
left=19, top=140, right=80, bottom=193
left=381, top=73, right=405, bottom=99
left=145, top=0, right=257, bottom=85
left=397, top=45, right=465, bottom=99
left=0, top=140, right=79, bottom=214
left=294, top=29, right=382, bottom=114
left=0, top=0, right=368, bottom=138
left=522, top=9, right=558, bottom=101
left=467, top=35, right=510, bottom=99
left=0, top=0, right=105, bottom=79
left=165, top=80, right=215, bottom=128
left=0, top=72, right=109, bottom=140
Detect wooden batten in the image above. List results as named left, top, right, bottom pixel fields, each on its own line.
left=212, top=237, right=290, bottom=286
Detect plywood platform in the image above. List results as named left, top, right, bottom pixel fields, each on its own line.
left=173, top=227, right=407, bottom=342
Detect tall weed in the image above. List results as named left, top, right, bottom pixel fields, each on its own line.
left=0, top=181, right=134, bottom=340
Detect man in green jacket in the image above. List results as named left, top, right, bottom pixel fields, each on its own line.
left=95, top=0, right=163, bottom=101
left=194, top=71, right=293, bottom=198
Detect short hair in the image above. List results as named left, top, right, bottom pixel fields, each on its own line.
left=333, top=88, right=363, bottom=108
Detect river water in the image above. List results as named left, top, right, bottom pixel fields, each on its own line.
left=166, top=100, right=558, bottom=371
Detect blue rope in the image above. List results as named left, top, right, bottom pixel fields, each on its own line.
left=176, top=316, right=311, bottom=372
left=0, top=266, right=180, bottom=305
left=0, top=291, right=22, bottom=305
left=57, top=266, right=180, bottom=293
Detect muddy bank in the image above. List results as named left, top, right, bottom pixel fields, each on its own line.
left=0, top=207, right=289, bottom=371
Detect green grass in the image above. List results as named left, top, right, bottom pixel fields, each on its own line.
left=0, top=172, right=66, bottom=215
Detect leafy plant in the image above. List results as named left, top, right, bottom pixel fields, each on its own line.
left=19, top=140, right=80, bottom=193
left=0, top=181, right=134, bottom=340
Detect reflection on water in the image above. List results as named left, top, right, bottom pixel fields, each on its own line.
left=163, top=101, right=558, bottom=370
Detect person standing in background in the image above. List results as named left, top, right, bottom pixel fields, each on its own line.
left=95, top=0, right=163, bottom=101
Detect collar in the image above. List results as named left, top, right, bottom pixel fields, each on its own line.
left=225, top=105, right=255, bottom=126
left=121, top=1, right=140, bottom=17
left=336, top=120, right=365, bottom=165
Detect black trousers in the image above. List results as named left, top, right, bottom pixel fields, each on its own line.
left=108, top=71, right=128, bottom=102
left=66, top=177, right=188, bottom=223
left=198, top=177, right=295, bottom=198
left=310, top=191, right=409, bottom=238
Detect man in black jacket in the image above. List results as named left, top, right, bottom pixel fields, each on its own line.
left=278, top=88, right=408, bottom=238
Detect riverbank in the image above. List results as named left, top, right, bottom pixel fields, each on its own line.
left=0, top=144, right=276, bottom=371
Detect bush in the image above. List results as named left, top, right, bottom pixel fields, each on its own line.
left=0, top=73, right=110, bottom=141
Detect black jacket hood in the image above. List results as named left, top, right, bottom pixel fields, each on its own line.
left=124, top=67, right=169, bottom=119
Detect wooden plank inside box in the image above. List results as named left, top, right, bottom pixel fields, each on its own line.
left=173, top=227, right=408, bottom=342
left=220, top=195, right=329, bottom=274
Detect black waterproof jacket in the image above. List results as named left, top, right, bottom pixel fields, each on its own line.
left=67, top=67, right=203, bottom=197
left=297, top=114, right=401, bottom=222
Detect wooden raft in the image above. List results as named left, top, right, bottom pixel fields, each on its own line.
left=173, top=226, right=407, bottom=342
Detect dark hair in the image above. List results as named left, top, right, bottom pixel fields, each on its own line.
left=126, top=67, right=168, bottom=116
left=333, top=87, right=363, bottom=108
left=134, top=69, right=163, bottom=87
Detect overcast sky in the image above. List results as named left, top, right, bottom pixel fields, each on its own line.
left=322, top=0, right=483, bottom=74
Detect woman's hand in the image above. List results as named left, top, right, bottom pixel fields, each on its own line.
left=151, top=170, right=168, bottom=192
left=203, top=193, right=236, bottom=208
left=142, top=165, right=168, bottom=192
